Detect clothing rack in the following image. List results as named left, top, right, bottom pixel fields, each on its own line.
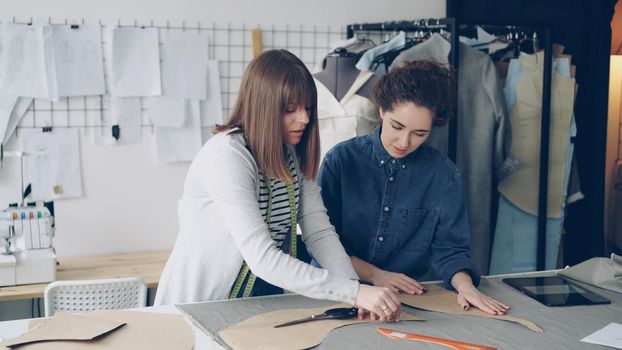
left=346, top=18, right=554, bottom=272
left=346, top=18, right=459, bottom=161
left=457, top=20, right=553, bottom=271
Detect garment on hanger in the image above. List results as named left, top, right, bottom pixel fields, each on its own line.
left=490, top=52, right=577, bottom=274
left=369, top=36, right=426, bottom=74
left=315, top=71, right=379, bottom=160
left=355, top=32, right=406, bottom=73
left=391, top=33, right=511, bottom=275
left=498, top=52, right=576, bottom=218
left=311, top=37, right=357, bottom=74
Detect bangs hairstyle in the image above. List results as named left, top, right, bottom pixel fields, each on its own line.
left=373, top=60, right=456, bottom=127
left=214, top=49, right=320, bottom=182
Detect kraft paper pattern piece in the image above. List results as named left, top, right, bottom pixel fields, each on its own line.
left=219, top=303, right=423, bottom=350
left=1, top=310, right=194, bottom=350
left=0, top=312, right=124, bottom=348
left=399, top=284, right=544, bottom=333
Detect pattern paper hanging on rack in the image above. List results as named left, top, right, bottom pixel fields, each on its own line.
left=159, top=30, right=209, bottom=100
left=200, top=60, right=224, bottom=127
left=4, top=20, right=346, bottom=139
left=110, top=27, right=161, bottom=97
left=0, top=95, right=18, bottom=142
left=22, top=128, right=82, bottom=200
left=146, top=98, right=187, bottom=127
left=0, top=23, right=58, bottom=100
left=154, top=100, right=202, bottom=162
left=94, top=97, right=142, bottom=145
left=51, top=24, right=106, bottom=97
left=3, top=97, right=33, bottom=144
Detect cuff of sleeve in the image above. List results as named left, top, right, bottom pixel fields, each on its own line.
left=325, top=278, right=359, bottom=305
left=441, top=263, right=481, bottom=290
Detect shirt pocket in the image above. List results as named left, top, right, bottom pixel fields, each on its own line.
left=396, top=208, right=437, bottom=252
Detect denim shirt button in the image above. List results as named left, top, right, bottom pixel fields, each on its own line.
left=389, top=176, right=394, bottom=181
left=401, top=165, right=406, bottom=169
left=380, top=160, right=385, bottom=165
left=378, top=236, right=384, bottom=242
left=383, top=206, right=389, bottom=212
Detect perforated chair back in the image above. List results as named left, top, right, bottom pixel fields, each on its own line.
left=44, top=277, right=147, bottom=317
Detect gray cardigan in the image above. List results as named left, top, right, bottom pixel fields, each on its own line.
left=154, top=131, right=359, bottom=305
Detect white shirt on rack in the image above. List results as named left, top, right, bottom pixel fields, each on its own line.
left=315, top=71, right=380, bottom=159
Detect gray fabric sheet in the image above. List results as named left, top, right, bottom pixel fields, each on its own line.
left=178, top=274, right=622, bottom=349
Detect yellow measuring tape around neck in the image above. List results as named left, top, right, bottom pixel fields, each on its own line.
left=229, top=175, right=298, bottom=299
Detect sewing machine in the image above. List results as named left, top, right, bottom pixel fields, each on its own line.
left=0, top=205, right=56, bottom=286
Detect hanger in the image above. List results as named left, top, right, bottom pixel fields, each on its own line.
left=348, top=26, right=376, bottom=53
left=329, top=47, right=356, bottom=57
left=369, top=30, right=427, bottom=72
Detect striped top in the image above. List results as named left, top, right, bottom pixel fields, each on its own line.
left=257, top=147, right=300, bottom=253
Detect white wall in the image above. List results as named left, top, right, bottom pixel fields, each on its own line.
left=1, top=0, right=445, bottom=259
left=0, top=0, right=444, bottom=320
left=4, top=0, right=443, bottom=27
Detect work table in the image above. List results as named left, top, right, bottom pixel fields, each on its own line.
left=0, top=250, right=169, bottom=301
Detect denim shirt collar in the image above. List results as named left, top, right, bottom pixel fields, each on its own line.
left=371, top=127, right=422, bottom=170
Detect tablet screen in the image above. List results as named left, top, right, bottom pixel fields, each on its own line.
left=503, top=276, right=611, bottom=307
left=523, top=284, right=573, bottom=295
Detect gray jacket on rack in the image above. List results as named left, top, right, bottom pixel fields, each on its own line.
left=391, top=33, right=513, bottom=274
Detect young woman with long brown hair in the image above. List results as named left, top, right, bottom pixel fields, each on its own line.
left=155, top=49, right=400, bottom=321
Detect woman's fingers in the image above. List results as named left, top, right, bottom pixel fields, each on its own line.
left=475, top=294, right=510, bottom=315
left=486, top=297, right=510, bottom=314
left=357, top=307, right=366, bottom=320
left=456, top=293, right=470, bottom=311
left=393, top=277, right=424, bottom=295
left=384, top=290, right=401, bottom=321
left=354, top=284, right=401, bottom=322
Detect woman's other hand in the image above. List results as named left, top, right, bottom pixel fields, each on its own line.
left=354, top=284, right=401, bottom=321
left=371, top=269, right=425, bottom=295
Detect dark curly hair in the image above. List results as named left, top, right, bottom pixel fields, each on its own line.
left=372, top=60, right=456, bottom=127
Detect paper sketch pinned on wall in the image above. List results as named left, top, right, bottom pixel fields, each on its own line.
left=155, top=100, right=202, bottom=162
left=160, top=30, right=209, bottom=100
left=0, top=23, right=58, bottom=100
left=94, top=97, right=142, bottom=145
left=147, top=98, right=187, bottom=127
left=0, top=95, right=18, bottom=143
left=110, top=27, right=161, bottom=97
left=21, top=128, right=83, bottom=200
left=200, top=60, right=224, bottom=127
left=51, top=24, right=105, bottom=97
left=3, top=97, right=33, bottom=145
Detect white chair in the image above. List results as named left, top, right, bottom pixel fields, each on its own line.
left=43, top=277, right=147, bottom=317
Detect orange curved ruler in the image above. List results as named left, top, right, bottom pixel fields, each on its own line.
left=378, top=327, right=496, bottom=350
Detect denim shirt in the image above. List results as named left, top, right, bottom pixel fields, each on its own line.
left=319, top=129, right=480, bottom=289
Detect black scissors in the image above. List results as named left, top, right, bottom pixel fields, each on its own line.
left=273, top=307, right=358, bottom=328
